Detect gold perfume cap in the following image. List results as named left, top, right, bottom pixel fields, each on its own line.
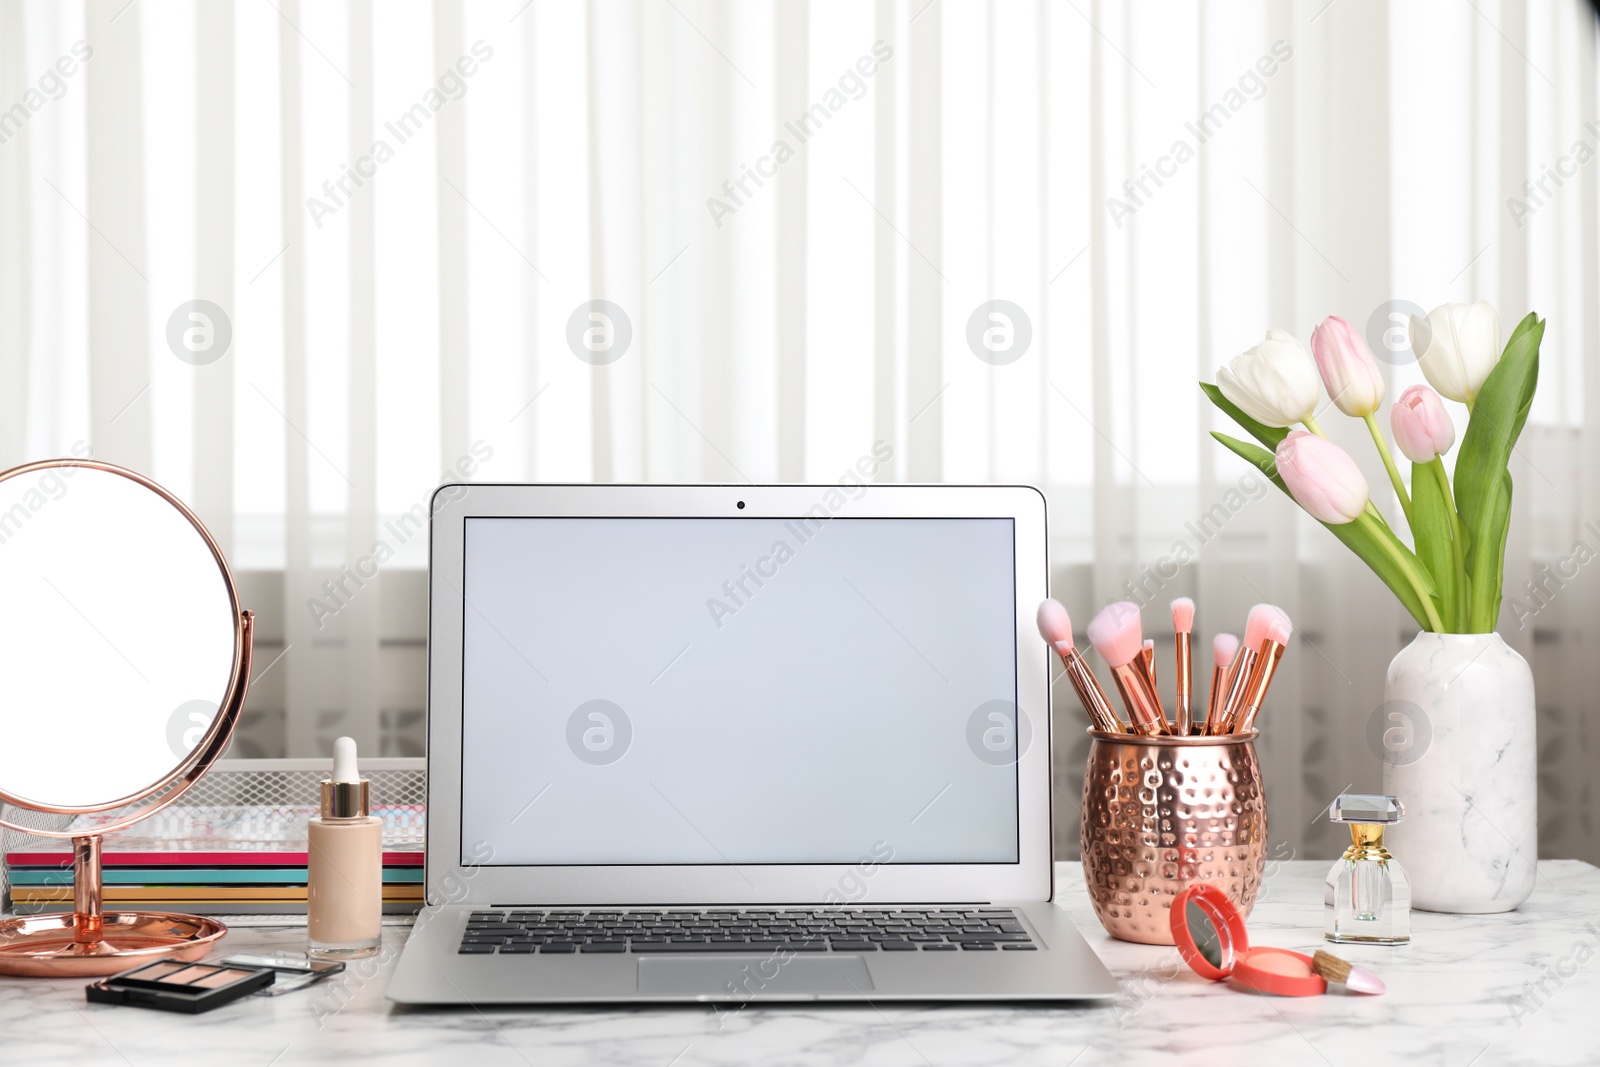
left=320, top=736, right=369, bottom=819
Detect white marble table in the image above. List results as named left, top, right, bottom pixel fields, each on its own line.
left=3, top=861, right=1596, bottom=1066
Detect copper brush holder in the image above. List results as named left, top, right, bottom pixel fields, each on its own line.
left=1080, top=729, right=1267, bottom=945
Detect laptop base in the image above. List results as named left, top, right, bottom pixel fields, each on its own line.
left=388, top=901, right=1118, bottom=1004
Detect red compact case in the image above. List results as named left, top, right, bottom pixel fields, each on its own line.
left=1169, top=883, right=1327, bottom=997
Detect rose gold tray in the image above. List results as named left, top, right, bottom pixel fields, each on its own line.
left=0, top=911, right=227, bottom=977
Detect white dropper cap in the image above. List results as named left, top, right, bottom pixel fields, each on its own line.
left=322, top=736, right=369, bottom=818
left=333, top=736, right=360, bottom=783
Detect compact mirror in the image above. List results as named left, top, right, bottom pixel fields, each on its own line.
left=1185, top=896, right=1232, bottom=971
left=0, top=460, right=253, bottom=976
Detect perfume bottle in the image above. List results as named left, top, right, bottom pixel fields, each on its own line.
left=1324, top=793, right=1409, bottom=944
left=307, top=737, right=382, bottom=959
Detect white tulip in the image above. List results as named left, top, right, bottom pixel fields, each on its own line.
left=1409, top=300, right=1500, bottom=405
left=1216, top=329, right=1322, bottom=428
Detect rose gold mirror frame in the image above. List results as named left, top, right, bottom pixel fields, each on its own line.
left=0, top=459, right=254, bottom=976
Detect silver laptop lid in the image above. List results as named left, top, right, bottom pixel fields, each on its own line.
left=425, top=483, right=1051, bottom=906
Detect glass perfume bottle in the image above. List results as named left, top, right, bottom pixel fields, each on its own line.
left=1324, top=793, right=1410, bottom=945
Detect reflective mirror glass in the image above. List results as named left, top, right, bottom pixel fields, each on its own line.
left=0, top=465, right=237, bottom=808
left=1185, top=896, right=1232, bottom=970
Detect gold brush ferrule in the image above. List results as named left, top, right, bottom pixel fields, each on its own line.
left=1217, top=647, right=1258, bottom=733
left=1062, top=649, right=1124, bottom=733
left=1205, top=665, right=1228, bottom=736
left=1111, top=663, right=1166, bottom=736
left=1234, top=641, right=1285, bottom=733
left=1173, top=633, right=1192, bottom=735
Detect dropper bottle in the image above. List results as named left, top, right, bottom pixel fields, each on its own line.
left=308, top=736, right=382, bottom=958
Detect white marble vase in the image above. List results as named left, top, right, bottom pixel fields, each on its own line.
left=1381, top=632, right=1537, bottom=913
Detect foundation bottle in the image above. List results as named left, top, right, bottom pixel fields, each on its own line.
left=308, top=736, right=382, bottom=958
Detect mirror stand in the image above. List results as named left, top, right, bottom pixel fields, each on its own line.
left=0, top=839, right=230, bottom=978
left=0, top=609, right=254, bottom=978
left=73, top=834, right=104, bottom=945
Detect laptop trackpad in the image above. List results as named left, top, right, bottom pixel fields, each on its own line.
left=637, top=957, right=873, bottom=996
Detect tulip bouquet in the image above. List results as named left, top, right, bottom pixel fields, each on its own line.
left=1202, top=302, right=1543, bottom=634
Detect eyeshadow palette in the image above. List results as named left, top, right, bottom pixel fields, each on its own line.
left=86, top=960, right=275, bottom=1014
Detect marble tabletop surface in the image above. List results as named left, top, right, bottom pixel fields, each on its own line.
left=3, top=860, right=1596, bottom=1067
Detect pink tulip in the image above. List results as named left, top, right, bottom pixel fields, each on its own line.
left=1274, top=430, right=1370, bottom=524
left=1310, top=315, right=1385, bottom=417
left=1390, top=384, right=1456, bottom=463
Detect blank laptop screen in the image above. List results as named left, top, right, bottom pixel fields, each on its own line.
left=459, top=516, right=1020, bottom=866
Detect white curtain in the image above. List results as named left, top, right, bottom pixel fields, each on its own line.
left=3, top=0, right=1597, bottom=862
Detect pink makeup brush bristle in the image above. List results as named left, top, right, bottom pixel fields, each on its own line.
left=1264, top=606, right=1293, bottom=646
left=1214, top=633, right=1239, bottom=667
left=1036, top=599, right=1075, bottom=653
left=1087, top=601, right=1144, bottom=669
left=1243, top=604, right=1280, bottom=651
left=1170, top=597, right=1195, bottom=633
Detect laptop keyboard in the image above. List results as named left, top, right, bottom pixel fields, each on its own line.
left=456, top=907, right=1036, bottom=954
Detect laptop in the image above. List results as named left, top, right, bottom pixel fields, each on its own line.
left=387, top=482, right=1118, bottom=1004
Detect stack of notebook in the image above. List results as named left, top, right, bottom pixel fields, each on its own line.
left=4, top=803, right=425, bottom=915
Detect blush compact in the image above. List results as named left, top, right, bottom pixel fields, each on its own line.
left=86, top=959, right=275, bottom=1014
left=1169, top=883, right=1327, bottom=997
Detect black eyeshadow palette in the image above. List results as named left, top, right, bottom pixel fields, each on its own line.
left=86, top=959, right=275, bottom=1014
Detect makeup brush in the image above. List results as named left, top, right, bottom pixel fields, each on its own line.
left=1170, top=598, right=1194, bottom=735
left=1036, top=599, right=1123, bottom=734
left=1204, top=633, right=1238, bottom=736
left=1087, top=601, right=1166, bottom=736
left=1234, top=606, right=1292, bottom=733
left=1312, top=949, right=1386, bottom=995
left=1220, top=605, right=1276, bottom=731
left=1140, top=638, right=1158, bottom=706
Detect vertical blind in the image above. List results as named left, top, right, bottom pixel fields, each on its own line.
left=2, top=0, right=1597, bottom=862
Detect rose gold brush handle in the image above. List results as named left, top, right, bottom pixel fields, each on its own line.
left=1205, top=664, right=1227, bottom=735
left=1134, top=648, right=1166, bottom=730
left=1217, top=647, right=1258, bottom=734
left=1058, top=648, right=1126, bottom=733
left=1173, top=632, right=1192, bottom=735
left=1109, top=663, right=1166, bottom=736
left=1233, top=642, right=1286, bottom=733
left=1204, top=649, right=1245, bottom=735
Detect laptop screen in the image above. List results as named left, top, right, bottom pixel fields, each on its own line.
left=459, top=515, right=1020, bottom=866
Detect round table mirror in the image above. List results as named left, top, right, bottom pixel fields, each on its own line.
left=0, top=460, right=253, bottom=976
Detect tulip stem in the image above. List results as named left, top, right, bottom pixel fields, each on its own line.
left=1302, top=414, right=1329, bottom=438
left=1429, top=457, right=1471, bottom=633
left=1359, top=512, right=1446, bottom=633
left=1363, top=412, right=1413, bottom=530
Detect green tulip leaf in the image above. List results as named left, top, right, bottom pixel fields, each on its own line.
left=1200, top=383, right=1290, bottom=451
left=1410, top=459, right=1458, bottom=630
left=1455, top=312, right=1542, bottom=632
left=1210, top=431, right=1435, bottom=629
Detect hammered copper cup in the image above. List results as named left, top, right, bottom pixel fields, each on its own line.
left=1080, top=729, right=1267, bottom=944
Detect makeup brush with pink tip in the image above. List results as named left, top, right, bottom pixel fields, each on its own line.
left=1233, top=606, right=1292, bottom=733
left=1222, top=605, right=1277, bottom=731
left=1140, top=639, right=1158, bottom=700
left=1170, top=598, right=1195, bottom=735
left=1036, top=599, right=1123, bottom=734
left=1222, top=604, right=1273, bottom=729
left=1204, top=633, right=1238, bottom=736
left=1087, top=601, right=1166, bottom=736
